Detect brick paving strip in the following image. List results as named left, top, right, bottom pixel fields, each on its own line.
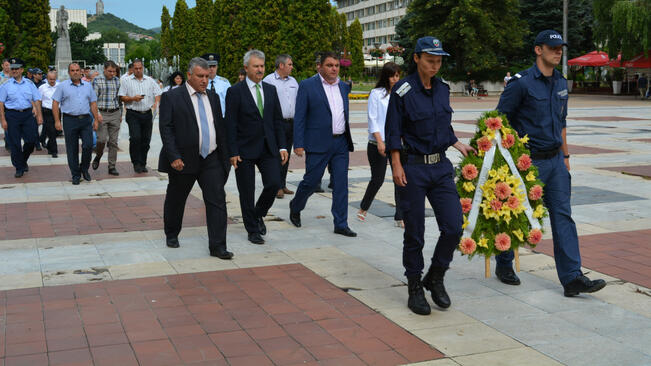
left=0, top=162, right=159, bottom=185
left=599, top=165, right=651, bottom=179
left=0, top=264, right=443, bottom=365
left=534, top=229, right=651, bottom=289
left=567, top=116, right=650, bottom=121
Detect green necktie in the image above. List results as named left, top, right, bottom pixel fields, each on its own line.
left=255, top=83, right=263, bottom=117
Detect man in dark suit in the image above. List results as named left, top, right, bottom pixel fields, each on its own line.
left=226, top=49, right=288, bottom=245
left=289, top=52, right=356, bottom=237
left=159, top=57, right=233, bottom=259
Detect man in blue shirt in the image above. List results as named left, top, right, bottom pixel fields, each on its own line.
left=385, top=37, right=475, bottom=315
left=0, top=58, right=43, bottom=178
left=52, top=62, right=102, bottom=185
left=202, top=53, right=231, bottom=117
left=495, top=30, right=606, bottom=297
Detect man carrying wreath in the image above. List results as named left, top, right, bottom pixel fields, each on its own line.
left=495, top=30, right=605, bottom=297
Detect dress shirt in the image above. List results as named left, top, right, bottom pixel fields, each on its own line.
left=93, top=75, right=120, bottom=110
left=38, top=82, right=59, bottom=109
left=245, top=77, right=264, bottom=105
left=209, top=75, right=230, bottom=117
left=186, top=82, right=217, bottom=155
left=0, top=77, right=41, bottom=109
left=319, top=74, right=345, bottom=134
left=262, top=71, right=298, bottom=119
left=367, top=87, right=390, bottom=142
left=52, top=79, right=96, bottom=115
left=118, top=74, right=162, bottom=111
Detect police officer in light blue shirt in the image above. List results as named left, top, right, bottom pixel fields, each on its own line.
left=495, top=30, right=606, bottom=297
left=52, top=62, right=102, bottom=185
left=0, top=58, right=43, bottom=178
left=385, top=37, right=475, bottom=316
left=202, top=53, right=231, bottom=117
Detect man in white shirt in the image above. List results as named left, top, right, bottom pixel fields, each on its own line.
left=38, top=70, right=59, bottom=157
left=118, top=59, right=162, bottom=173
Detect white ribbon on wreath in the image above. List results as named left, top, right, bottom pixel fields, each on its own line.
left=463, top=132, right=541, bottom=239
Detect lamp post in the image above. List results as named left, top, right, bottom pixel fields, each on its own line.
left=562, top=0, right=568, bottom=78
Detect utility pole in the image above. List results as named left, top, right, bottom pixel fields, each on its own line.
left=563, top=0, right=568, bottom=77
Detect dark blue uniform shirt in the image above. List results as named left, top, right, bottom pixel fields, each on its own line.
left=497, top=64, right=569, bottom=153
left=385, top=73, right=457, bottom=155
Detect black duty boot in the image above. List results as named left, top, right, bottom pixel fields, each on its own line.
left=407, top=276, right=431, bottom=315
left=423, top=265, right=451, bottom=309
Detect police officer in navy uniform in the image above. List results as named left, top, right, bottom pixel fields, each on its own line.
left=201, top=53, right=231, bottom=117
left=0, top=58, right=43, bottom=178
left=495, top=30, right=606, bottom=297
left=385, top=37, right=475, bottom=315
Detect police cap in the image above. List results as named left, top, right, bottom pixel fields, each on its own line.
left=10, top=58, right=25, bottom=69
left=201, top=53, right=220, bottom=66
left=535, top=30, right=568, bottom=47
left=32, top=68, right=43, bottom=75
left=414, top=36, right=450, bottom=56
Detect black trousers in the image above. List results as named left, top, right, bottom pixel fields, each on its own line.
left=164, top=158, right=228, bottom=251
left=280, top=119, right=293, bottom=188
left=63, top=115, right=93, bottom=179
left=360, top=142, right=403, bottom=220
left=125, top=109, right=153, bottom=167
left=41, top=108, right=58, bottom=154
left=235, top=153, right=281, bottom=234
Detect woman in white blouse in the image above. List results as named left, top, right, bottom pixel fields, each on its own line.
left=162, top=71, right=185, bottom=92
left=357, top=62, right=403, bottom=227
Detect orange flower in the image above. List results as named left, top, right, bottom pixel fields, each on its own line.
left=528, top=185, right=543, bottom=201
left=495, top=182, right=512, bottom=200
left=528, top=228, right=542, bottom=244
left=494, top=233, right=511, bottom=251
left=501, top=133, right=515, bottom=148
left=485, top=117, right=503, bottom=130
left=490, top=199, right=503, bottom=211
left=507, top=196, right=520, bottom=210
left=460, top=198, right=472, bottom=213
left=517, top=154, right=532, bottom=171
left=462, top=164, right=478, bottom=180
left=477, top=136, right=493, bottom=152
left=459, top=237, right=477, bottom=255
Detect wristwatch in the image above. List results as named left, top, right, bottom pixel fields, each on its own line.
left=564, top=154, right=570, bottom=159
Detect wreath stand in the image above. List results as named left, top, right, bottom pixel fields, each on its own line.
left=484, top=248, right=519, bottom=278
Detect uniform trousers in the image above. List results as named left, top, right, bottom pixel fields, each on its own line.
left=360, top=141, right=403, bottom=220
left=96, top=110, right=122, bottom=169
left=496, top=152, right=582, bottom=285
left=398, top=156, right=463, bottom=278
left=6, top=109, right=37, bottom=173
left=125, top=109, right=152, bottom=168
left=279, top=119, right=293, bottom=188
left=235, top=153, right=281, bottom=234
left=63, top=115, right=93, bottom=179
left=41, top=108, right=58, bottom=154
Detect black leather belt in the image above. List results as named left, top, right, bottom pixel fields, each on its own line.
left=530, top=148, right=560, bottom=160
left=6, top=108, right=30, bottom=113
left=283, top=118, right=293, bottom=123
left=333, top=133, right=344, bottom=138
left=63, top=113, right=90, bottom=119
left=127, top=109, right=151, bottom=114
left=42, top=108, right=52, bottom=112
left=405, top=152, right=442, bottom=165
left=99, top=108, right=119, bottom=113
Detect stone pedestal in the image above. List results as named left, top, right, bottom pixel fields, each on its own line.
left=55, top=37, right=72, bottom=80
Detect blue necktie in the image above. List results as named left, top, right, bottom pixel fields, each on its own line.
left=197, top=93, right=210, bottom=158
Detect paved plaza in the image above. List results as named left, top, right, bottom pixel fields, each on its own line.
left=0, top=94, right=649, bottom=365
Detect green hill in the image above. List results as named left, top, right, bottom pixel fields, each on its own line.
left=88, top=13, right=158, bottom=37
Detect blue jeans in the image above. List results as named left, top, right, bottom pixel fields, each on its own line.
left=496, top=152, right=582, bottom=285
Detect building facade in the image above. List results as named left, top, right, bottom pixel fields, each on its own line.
left=103, top=43, right=126, bottom=68
left=336, top=0, right=412, bottom=53
left=49, top=8, right=87, bottom=33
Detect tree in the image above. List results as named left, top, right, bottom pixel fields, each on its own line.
left=160, top=6, right=172, bottom=60
left=402, top=0, right=527, bottom=81
left=0, top=7, right=18, bottom=58
left=125, top=40, right=161, bottom=67
left=347, top=18, right=364, bottom=79
left=100, top=29, right=130, bottom=45
left=594, top=0, right=651, bottom=59
left=69, top=22, right=106, bottom=65
left=12, top=0, right=52, bottom=70
left=193, top=0, right=214, bottom=57
left=172, top=0, right=196, bottom=72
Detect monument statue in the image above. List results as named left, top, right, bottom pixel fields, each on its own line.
left=54, top=5, right=73, bottom=80
left=96, top=0, right=104, bottom=16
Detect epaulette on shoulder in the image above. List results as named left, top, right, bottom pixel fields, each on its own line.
left=218, top=76, right=228, bottom=82
left=439, top=77, right=450, bottom=87
left=507, top=71, right=526, bottom=85
left=395, top=82, right=411, bottom=97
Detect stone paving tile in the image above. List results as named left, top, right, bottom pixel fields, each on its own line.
left=567, top=116, right=650, bottom=121
left=0, top=161, right=158, bottom=184
left=534, top=229, right=651, bottom=288
left=0, top=264, right=444, bottom=366
left=0, top=194, right=206, bottom=241
left=599, top=164, right=651, bottom=178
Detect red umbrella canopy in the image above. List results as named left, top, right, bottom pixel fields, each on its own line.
left=608, top=51, right=651, bottom=68
left=568, top=51, right=611, bottom=67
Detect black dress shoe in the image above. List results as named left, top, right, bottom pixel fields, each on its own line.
left=289, top=209, right=301, bottom=228
left=248, top=232, right=265, bottom=245
left=495, top=266, right=521, bottom=286
left=166, top=237, right=180, bottom=248
left=52, top=153, right=58, bottom=158
left=314, top=185, right=325, bottom=193
left=24, top=164, right=29, bottom=172
left=140, top=166, right=148, bottom=173
left=334, top=227, right=357, bottom=237
left=258, top=217, right=267, bottom=235
left=210, top=248, right=234, bottom=260
left=72, top=176, right=80, bottom=185
left=134, top=165, right=142, bottom=173
left=563, top=275, right=606, bottom=297
left=82, top=170, right=91, bottom=182
left=92, top=157, right=100, bottom=170
left=35, top=145, right=42, bottom=151
left=108, top=168, right=119, bottom=176
left=14, top=171, right=24, bottom=178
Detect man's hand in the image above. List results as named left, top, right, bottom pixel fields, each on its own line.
left=453, top=141, right=477, bottom=157
left=96, top=113, right=103, bottom=124
left=1, top=119, right=7, bottom=130
left=55, top=120, right=62, bottom=131
left=230, top=155, right=242, bottom=169
left=171, top=159, right=184, bottom=171
left=377, top=140, right=386, bottom=157
left=392, top=162, right=407, bottom=187
left=93, top=120, right=99, bottom=131
left=36, top=116, right=43, bottom=125
left=280, top=150, right=289, bottom=165
left=133, top=95, right=145, bottom=102
left=564, top=157, right=570, bottom=171
left=294, top=147, right=304, bottom=157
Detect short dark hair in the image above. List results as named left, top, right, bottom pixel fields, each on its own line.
left=239, top=68, right=246, bottom=76
left=375, top=62, right=401, bottom=94
left=68, top=62, right=80, bottom=72
left=127, top=63, right=134, bottom=69
left=103, top=60, right=117, bottom=70
left=317, top=51, right=339, bottom=65
left=132, top=59, right=143, bottom=66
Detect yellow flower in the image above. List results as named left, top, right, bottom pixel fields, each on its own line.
left=483, top=128, right=496, bottom=140
left=462, top=215, right=469, bottom=229
left=520, top=135, right=529, bottom=144
left=501, top=127, right=511, bottom=136
left=463, top=182, right=475, bottom=192
left=512, top=229, right=524, bottom=241
left=477, top=237, right=489, bottom=248
left=533, top=204, right=545, bottom=218
left=488, top=169, right=497, bottom=178
left=478, top=150, right=485, bottom=157
left=526, top=171, right=536, bottom=182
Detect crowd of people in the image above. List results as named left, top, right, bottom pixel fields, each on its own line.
left=0, top=29, right=606, bottom=315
